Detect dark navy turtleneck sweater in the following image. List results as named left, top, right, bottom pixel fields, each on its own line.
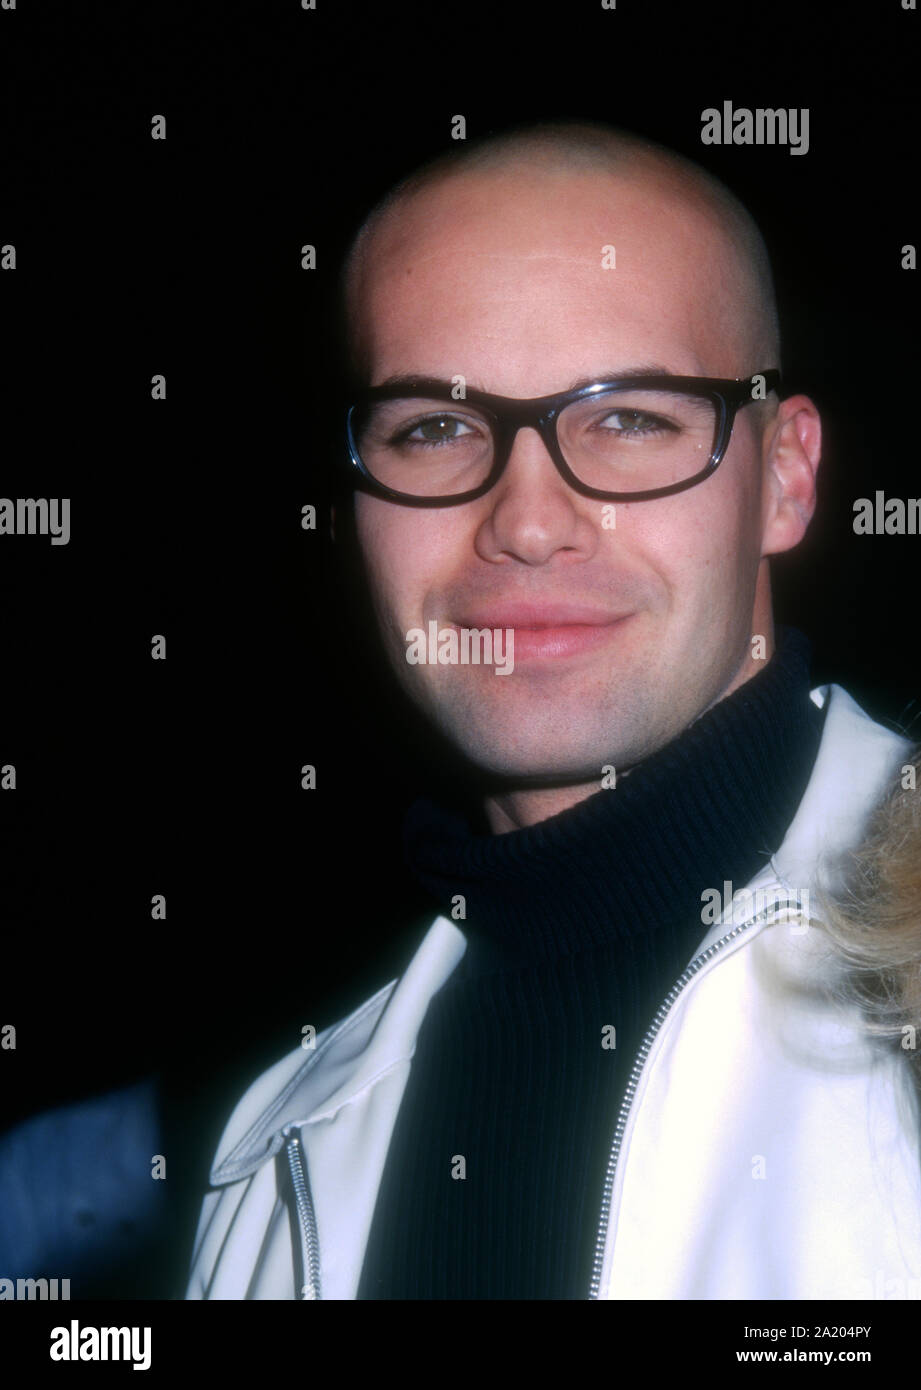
left=357, top=627, right=826, bottom=1299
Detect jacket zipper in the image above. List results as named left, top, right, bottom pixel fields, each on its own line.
left=279, top=896, right=804, bottom=1302
left=283, top=1126, right=322, bottom=1300
left=587, top=894, right=806, bottom=1299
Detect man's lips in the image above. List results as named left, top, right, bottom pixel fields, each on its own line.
left=449, top=604, right=634, bottom=662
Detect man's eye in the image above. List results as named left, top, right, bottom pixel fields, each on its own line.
left=406, top=415, right=475, bottom=444
left=597, top=409, right=665, bottom=434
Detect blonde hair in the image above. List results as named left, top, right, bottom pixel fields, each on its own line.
left=816, top=746, right=921, bottom=1074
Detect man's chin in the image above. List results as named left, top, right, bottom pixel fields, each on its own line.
left=423, top=714, right=617, bottom=785
left=399, top=669, right=666, bottom=782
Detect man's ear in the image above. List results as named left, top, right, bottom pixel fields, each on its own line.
left=760, top=394, right=821, bottom=558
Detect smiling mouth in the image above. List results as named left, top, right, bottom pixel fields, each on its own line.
left=448, top=609, right=635, bottom=663
left=502, top=617, right=632, bottom=662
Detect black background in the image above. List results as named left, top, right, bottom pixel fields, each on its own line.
left=2, top=0, right=919, bottom=1305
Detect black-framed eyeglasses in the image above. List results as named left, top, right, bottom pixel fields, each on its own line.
left=345, top=370, right=781, bottom=505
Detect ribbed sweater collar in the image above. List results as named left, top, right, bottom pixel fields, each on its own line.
left=402, top=626, right=825, bottom=973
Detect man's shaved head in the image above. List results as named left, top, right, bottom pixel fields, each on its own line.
left=342, top=120, right=781, bottom=383
left=339, top=118, right=820, bottom=824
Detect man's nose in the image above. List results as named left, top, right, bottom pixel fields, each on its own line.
left=474, top=426, right=598, bottom=566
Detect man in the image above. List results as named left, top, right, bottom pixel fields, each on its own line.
left=186, top=122, right=921, bottom=1300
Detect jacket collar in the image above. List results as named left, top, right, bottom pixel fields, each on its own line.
left=210, top=681, right=909, bottom=1183
left=772, top=684, right=907, bottom=890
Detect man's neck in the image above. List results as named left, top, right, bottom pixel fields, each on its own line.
left=486, top=779, right=605, bottom=834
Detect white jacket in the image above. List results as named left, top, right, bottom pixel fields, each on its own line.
left=186, top=683, right=921, bottom=1300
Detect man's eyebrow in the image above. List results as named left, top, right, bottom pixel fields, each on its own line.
left=563, top=364, right=675, bottom=390
left=371, top=364, right=677, bottom=393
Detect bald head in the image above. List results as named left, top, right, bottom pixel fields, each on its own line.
left=342, top=121, right=781, bottom=386
left=339, top=121, right=821, bottom=810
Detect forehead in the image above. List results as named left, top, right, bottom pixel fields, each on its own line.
left=351, top=164, right=750, bottom=392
